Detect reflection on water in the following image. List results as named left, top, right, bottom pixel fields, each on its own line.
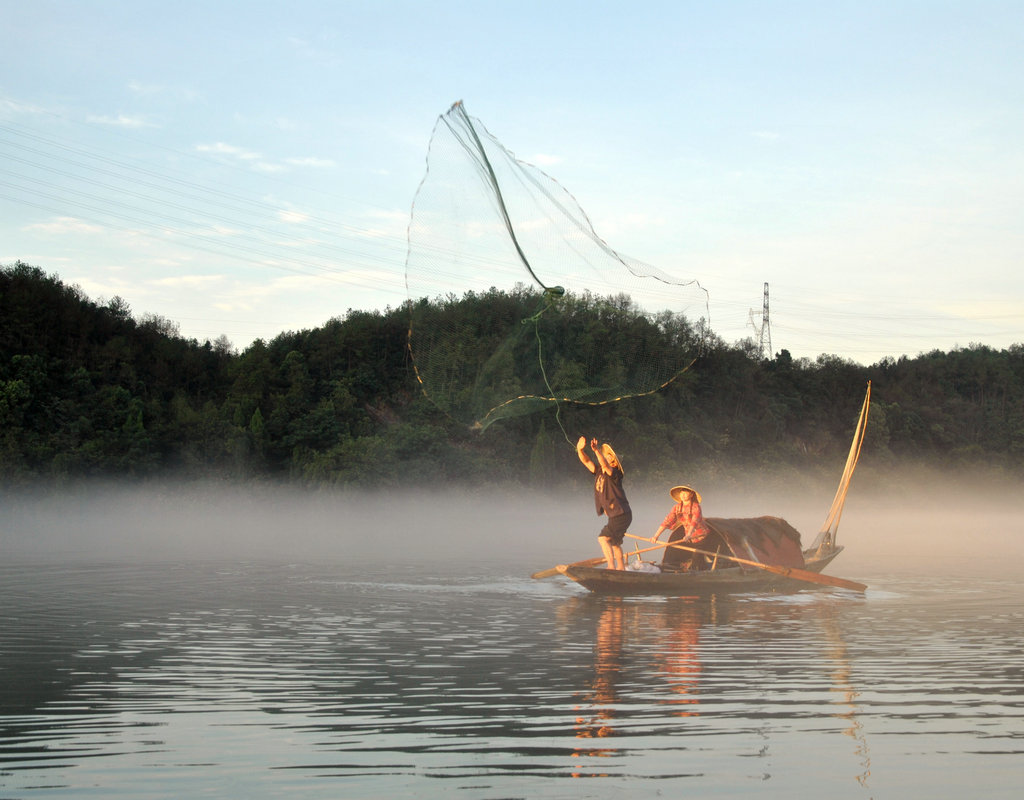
left=573, top=599, right=705, bottom=752
left=820, top=605, right=872, bottom=789
left=573, top=600, right=623, bottom=753
left=2, top=561, right=1023, bottom=798
left=655, top=601, right=704, bottom=718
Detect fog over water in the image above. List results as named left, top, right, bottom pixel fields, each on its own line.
left=3, top=473, right=1022, bottom=580
left=3, top=473, right=1023, bottom=798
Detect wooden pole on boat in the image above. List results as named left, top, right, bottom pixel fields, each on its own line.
left=531, top=558, right=604, bottom=579
left=530, top=542, right=670, bottom=579
left=624, top=534, right=867, bottom=592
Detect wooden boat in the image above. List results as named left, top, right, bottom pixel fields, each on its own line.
left=537, top=382, right=871, bottom=596
left=554, top=535, right=849, bottom=595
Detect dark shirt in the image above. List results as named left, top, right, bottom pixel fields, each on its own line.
left=593, top=465, right=630, bottom=518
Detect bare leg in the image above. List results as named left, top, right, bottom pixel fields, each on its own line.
left=611, top=544, right=625, bottom=571
left=599, top=537, right=616, bottom=569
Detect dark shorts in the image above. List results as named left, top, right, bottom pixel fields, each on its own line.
left=599, top=511, right=633, bottom=546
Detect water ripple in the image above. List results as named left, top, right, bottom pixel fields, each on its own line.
left=2, top=562, right=1023, bottom=797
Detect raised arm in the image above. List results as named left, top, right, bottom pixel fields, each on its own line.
left=576, top=436, right=596, bottom=474
left=590, top=437, right=614, bottom=475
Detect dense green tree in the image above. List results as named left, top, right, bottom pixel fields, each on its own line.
left=4, top=261, right=1024, bottom=487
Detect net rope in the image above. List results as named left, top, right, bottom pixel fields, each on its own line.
left=405, top=101, right=710, bottom=433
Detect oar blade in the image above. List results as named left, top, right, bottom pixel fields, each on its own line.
left=531, top=556, right=606, bottom=579
left=787, top=568, right=866, bottom=592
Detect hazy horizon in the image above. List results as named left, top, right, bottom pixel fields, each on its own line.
left=4, top=470, right=1021, bottom=584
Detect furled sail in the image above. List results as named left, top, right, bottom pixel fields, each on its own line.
left=811, top=381, right=872, bottom=554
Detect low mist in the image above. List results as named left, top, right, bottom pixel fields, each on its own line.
left=2, top=472, right=1022, bottom=581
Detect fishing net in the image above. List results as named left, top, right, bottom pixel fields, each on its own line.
left=405, top=101, right=709, bottom=433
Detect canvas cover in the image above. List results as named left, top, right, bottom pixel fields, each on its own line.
left=663, top=516, right=805, bottom=570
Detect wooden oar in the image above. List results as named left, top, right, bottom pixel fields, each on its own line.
left=531, top=558, right=604, bottom=580
left=531, top=542, right=669, bottom=579
left=624, top=534, right=867, bottom=592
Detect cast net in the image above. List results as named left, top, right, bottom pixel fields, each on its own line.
left=405, top=101, right=709, bottom=432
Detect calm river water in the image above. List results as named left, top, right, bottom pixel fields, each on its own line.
left=2, top=550, right=1022, bottom=799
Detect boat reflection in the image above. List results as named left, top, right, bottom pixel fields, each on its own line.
left=652, top=600, right=705, bottom=717
left=566, top=596, right=711, bottom=771
left=559, top=592, right=871, bottom=788
left=819, top=602, right=872, bottom=789
left=573, top=599, right=625, bottom=748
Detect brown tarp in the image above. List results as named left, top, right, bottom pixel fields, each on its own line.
left=662, top=516, right=806, bottom=570
left=707, top=516, right=806, bottom=568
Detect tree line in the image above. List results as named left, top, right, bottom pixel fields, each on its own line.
left=3, top=261, right=1023, bottom=490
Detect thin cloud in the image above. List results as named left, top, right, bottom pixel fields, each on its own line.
left=270, top=274, right=339, bottom=291
left=151, top=274, right=227, bottom=288
left=208, top=274, right=327, bottom=310
left=1, top=97, right=47, bottom=116
left=196, top=142, right=263, bottom=161
left=285, top=157, right=337, bottom=168
left=244, top=273, right=348, bottom=299
left=365, top=209, right=407, bottom=223
left=87, top=113, right=155, bottom=128
left=286, top=34, right=343, bottom=69
left=212, top=300, right=255, bottom=313
left=128, top=80, right=161, bottom=95
left=205, top=224, right=243, bottom=236
left=935, top=299, right=1024, bottom=320
left=127, top=80, right=200, bottom=102
left=196, top=141, right=291, bottom=173
left=25, top=216, right=103, bottom=235
left=529, top=153, right=562, bottom=167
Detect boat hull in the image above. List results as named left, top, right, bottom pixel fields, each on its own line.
left=557, top=546, right=845, bottom=596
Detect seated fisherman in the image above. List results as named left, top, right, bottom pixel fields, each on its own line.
left=652, top=485, right=716, bottom=571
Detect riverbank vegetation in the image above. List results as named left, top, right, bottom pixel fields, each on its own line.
left=3, top=261, right=1023, bottom=491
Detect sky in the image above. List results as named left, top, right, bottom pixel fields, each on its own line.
left=2, top=0, right=1023, bottom=365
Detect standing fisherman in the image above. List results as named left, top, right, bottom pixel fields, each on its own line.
left=576, top=436, right=632, bottom=570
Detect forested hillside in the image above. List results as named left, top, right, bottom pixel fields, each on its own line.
left=3, top=261, right=1023, bottom=489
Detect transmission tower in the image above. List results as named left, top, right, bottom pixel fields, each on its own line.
left=760, top=282, right=772, bottom=360
left=747, top=282, right=773, bottom=360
